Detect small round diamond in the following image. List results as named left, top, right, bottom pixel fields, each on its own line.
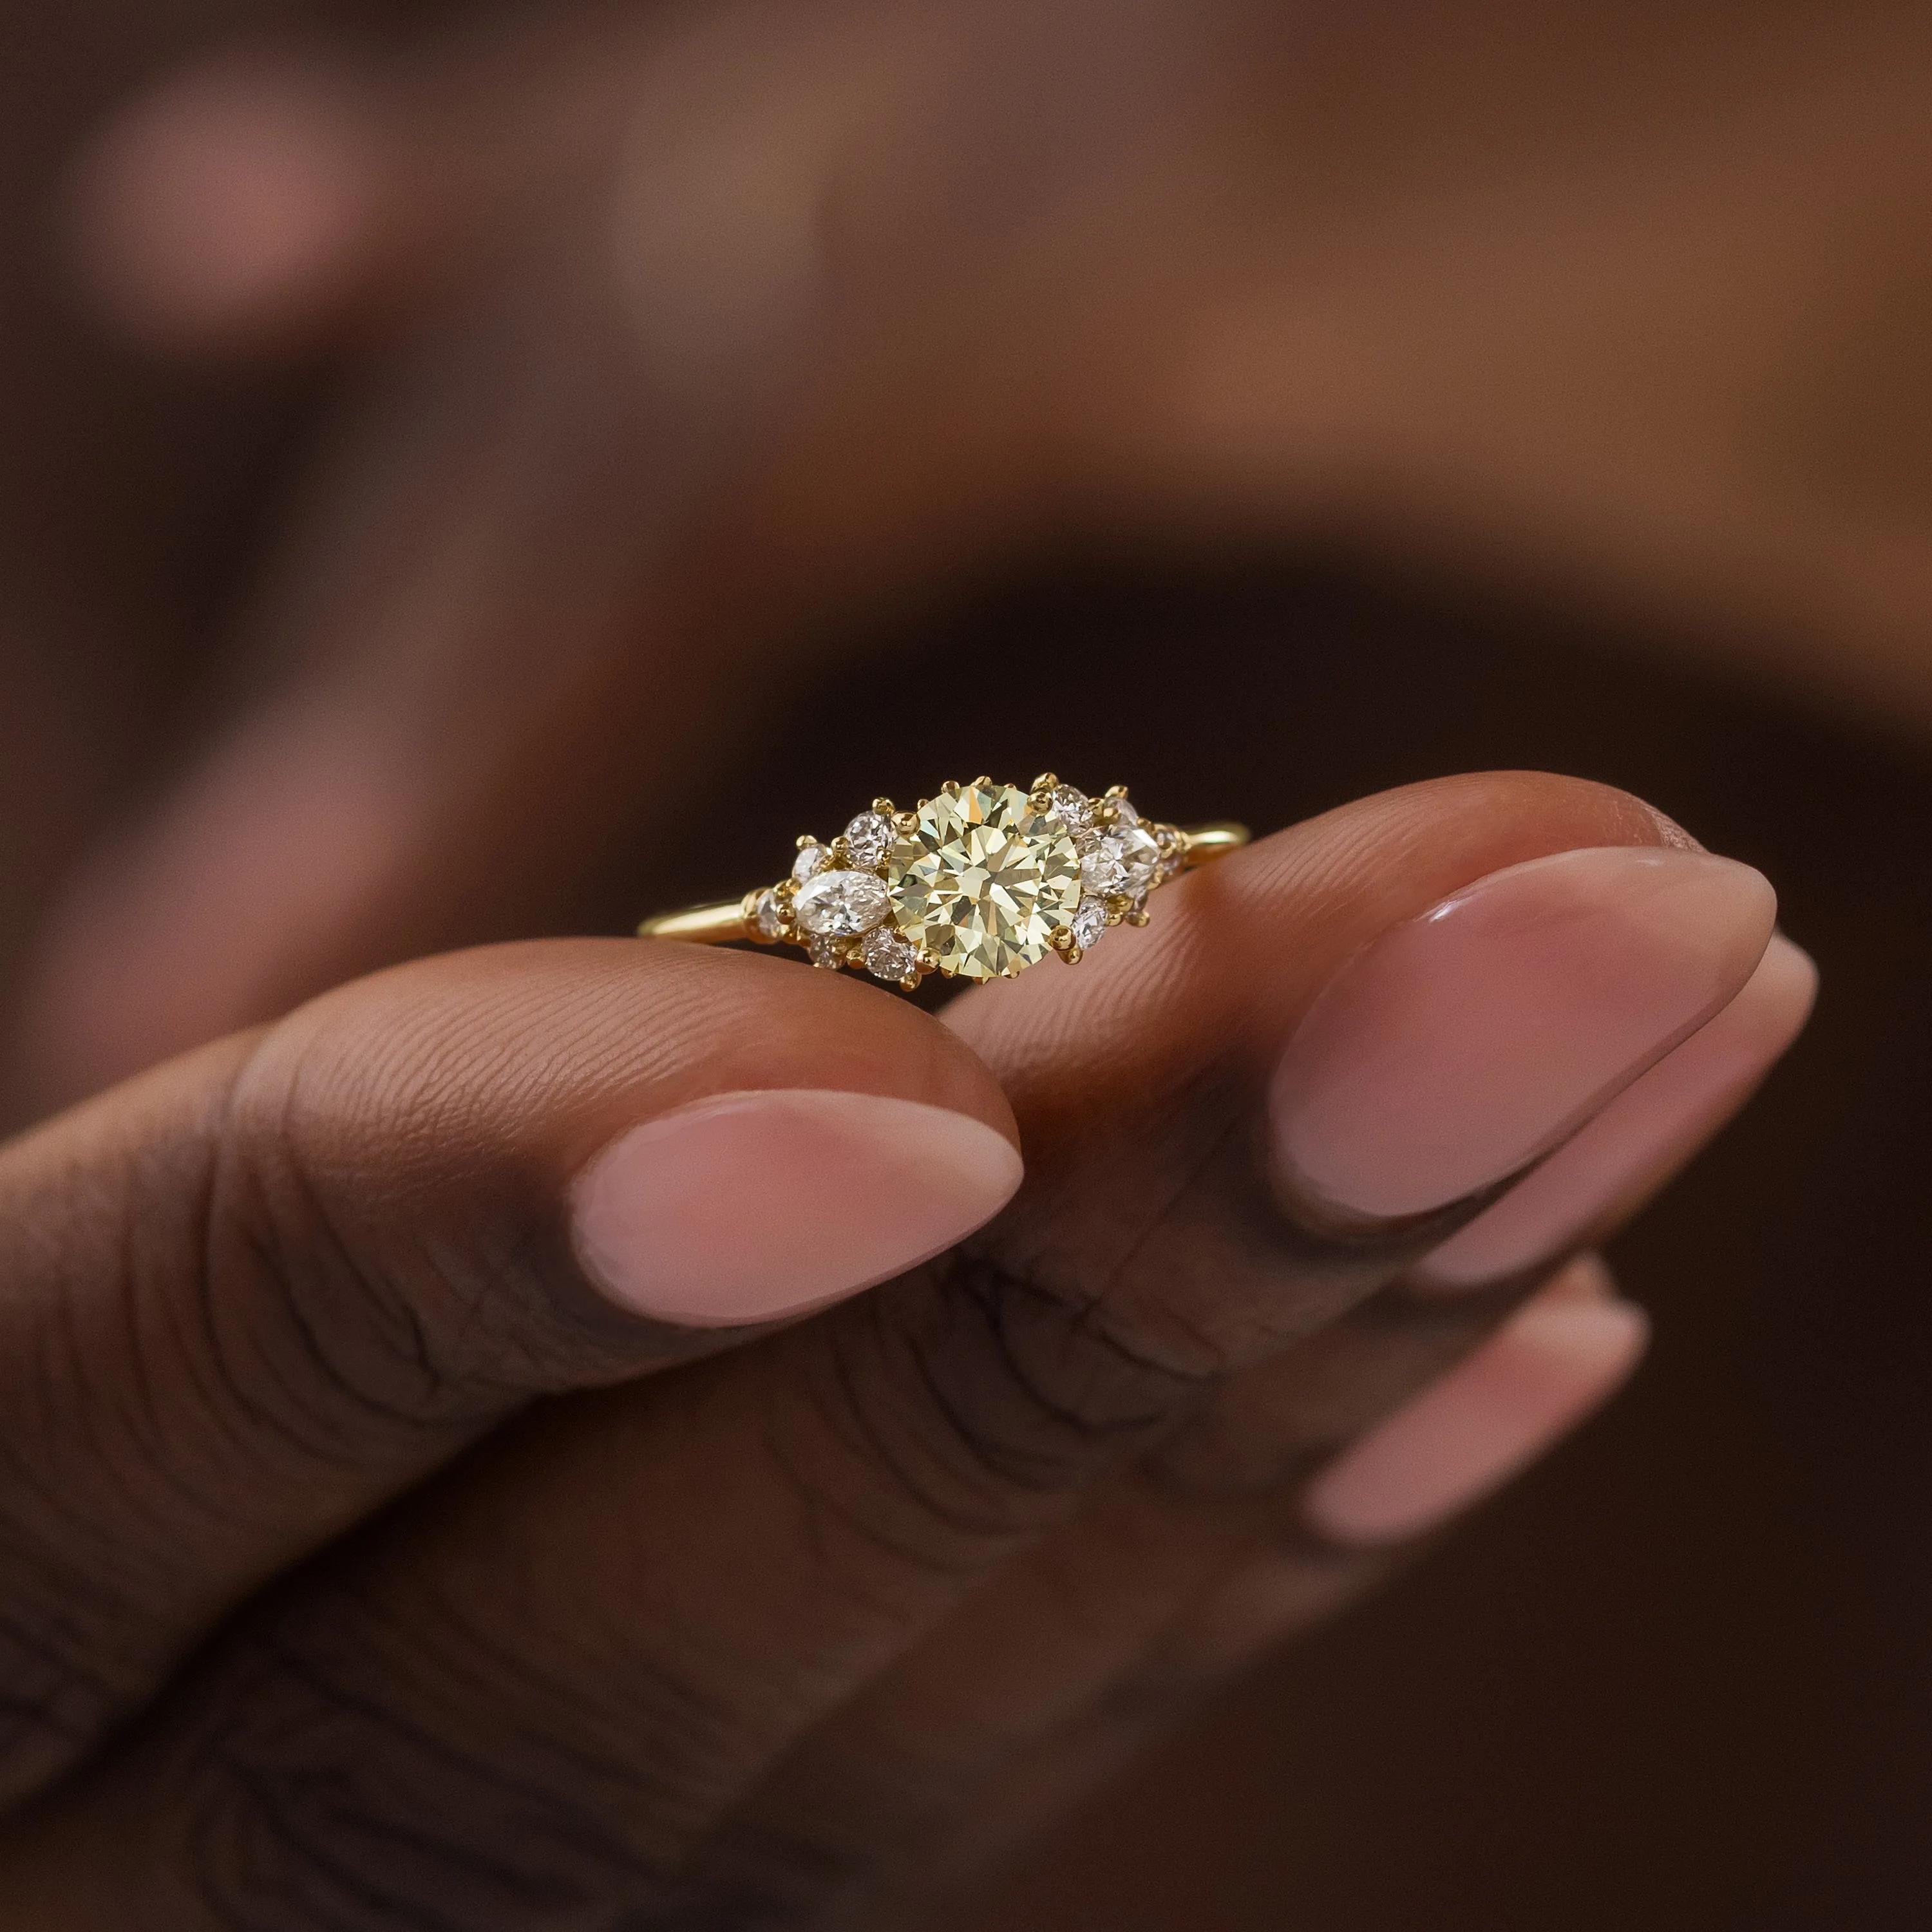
left=843, top=811, right=893, bottom=869
left=795, top=868, right=890, bottom=936
left=1050, top=784, right=1094, bottom=831
left=806, top=934, right=846, bottom=968
left=1111, top=795, right=1141, bottom=826
left=1070, top=896, right=1108, bottom=950
left=753, top=889, right=784, bottom=939
left=793, top=842, right=830, bottom=883
left=861, top=927, right=920, bottom=984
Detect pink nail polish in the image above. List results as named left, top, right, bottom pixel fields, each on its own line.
left=570, top=1089, right=1024, bottom=1327
left=1302, top=1257, right=1647, bottom=1548
left=1270, top=846, right=1777, bottom=1221
left=1417, top=934, right=1815, bottom=1287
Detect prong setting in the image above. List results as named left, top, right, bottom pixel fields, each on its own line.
left=734, top=773, right=1206, bottom=992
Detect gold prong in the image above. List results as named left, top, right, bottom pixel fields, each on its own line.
left=872, top=797, right=895, bottom=814
left=1030, top=771, right=1058, bottom=793
left=829, top=837, right=850, bottom=864
left=1104, top=784, right=1128, bottom=800
left=971, top=775, right=991, bottom=789
left=1126, top=909, right=1150, bottom=927
left=795, top=834, right=819, bottom=851
left=1057, top=944, right=1084, bottom=965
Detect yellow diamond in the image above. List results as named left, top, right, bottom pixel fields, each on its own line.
left=891, top=781, right=1084, bottom=980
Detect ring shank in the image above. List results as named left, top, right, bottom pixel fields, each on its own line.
left=636, top=822, right=1251, bottom=945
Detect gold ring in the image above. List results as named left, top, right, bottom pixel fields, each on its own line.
left=639, top=773, right=1250, bottom=989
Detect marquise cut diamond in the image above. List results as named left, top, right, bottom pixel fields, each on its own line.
left=795, top=868, right=890, bottom=936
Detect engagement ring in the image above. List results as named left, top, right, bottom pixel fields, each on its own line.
left=639, top=774, right=1249, bottom=989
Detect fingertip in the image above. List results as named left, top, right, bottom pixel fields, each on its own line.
left=1302, top=1257, right=1648, bottom=1549
left=1416, top=926, right=1816, bottom=1289
left=71, top=55, right=387, bottom=346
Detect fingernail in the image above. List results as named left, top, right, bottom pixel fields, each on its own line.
left=570, top=1089, right=1024, bottom=1327
left=1417, top=934, right=1816, bottom=1287
left=1302, top=1256, right=1647, bottom=1548
left=1270, top=846, right=1777, bottom=1221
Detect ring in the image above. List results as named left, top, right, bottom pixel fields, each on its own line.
left=638, top=773, right=1250, bottom=989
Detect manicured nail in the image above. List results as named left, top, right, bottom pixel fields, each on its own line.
left=570, top=1089, right=1024, bottom=1327
left=1271, top=846, right=1776, bottom=1221
left=1417, top=934, right=1815, bottom=1287
left=1302, top=1256, right=1647, bottom=1548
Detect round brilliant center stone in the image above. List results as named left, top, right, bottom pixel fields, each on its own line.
left=891, top=781, right=1083, bottom=979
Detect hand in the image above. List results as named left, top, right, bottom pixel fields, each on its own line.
left=0, top=774, right=1808, bottom=1927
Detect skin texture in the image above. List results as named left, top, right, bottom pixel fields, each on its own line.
left=0, top=772, right=1803, bottom=1926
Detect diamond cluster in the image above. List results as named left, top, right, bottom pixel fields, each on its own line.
left=744, top=775, right=1187, bottom=989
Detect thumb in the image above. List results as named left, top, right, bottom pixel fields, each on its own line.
left=0, top=936, right=1016, bottom=1804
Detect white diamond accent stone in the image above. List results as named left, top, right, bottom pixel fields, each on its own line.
left=795, top=867, right=890, bottom=936
left=807, top=934, right=846, bottom=968
left=1070, top=896, right=1108, bottom=950
left=861, top=927, right=920, bottom=983
left=1111, top=795, right=1141, bottom=826
left=1081, top=840, right=1128, bottom=896
left=843, top=811, right=893, bottom=869
left=1114, top=822, right=1160, bottom=893
left=793, top=842, right=830, bottom=882
left=1050, top=784, right=1094, bottom=831
left=754, top=889, right=784, bottom=939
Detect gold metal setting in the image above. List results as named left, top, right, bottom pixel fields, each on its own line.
left=638, top=773, right=1250, bottom=991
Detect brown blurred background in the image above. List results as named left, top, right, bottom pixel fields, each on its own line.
left=6, top=0, right=1932, bottom=1926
